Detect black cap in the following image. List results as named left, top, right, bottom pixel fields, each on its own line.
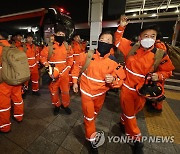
left=0, top=30, right=9, bottom=39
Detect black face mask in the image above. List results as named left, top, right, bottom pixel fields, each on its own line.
left=97, top=41, right=113, bottom=57
left=54, top=35, right=65, bottom=45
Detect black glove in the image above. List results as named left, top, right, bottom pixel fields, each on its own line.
left=45, top=66, right=49, bottom=72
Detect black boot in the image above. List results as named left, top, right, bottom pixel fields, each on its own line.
left=61, top=105, right=72, bottom=115
left=133, top=141, right=144, bottom=154
left=54, top=106, right=60, bottom=115
left=118, top=122, right=125, bottom=134
left=88, top=141, right=99, bottom=154
left=22, top=92, right=27, bottom=99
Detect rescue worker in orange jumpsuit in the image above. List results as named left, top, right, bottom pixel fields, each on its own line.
left=0, top=31, right=24, bottom=133
left=13, top=33, right=28, bottom=98
left=115, top=16, right=174, bottom=153
left=69, top=34, right=87, bottom=85
left=23, top=33, right=40, bottom=96
left=72, top=31, right=126, bottom=153
left=40, top=25, right=73, bottom=115
left=14, top=33, right=24, bottom=51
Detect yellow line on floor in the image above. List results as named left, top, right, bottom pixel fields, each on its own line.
left=165, top=90, right=180, bottom=101
left=144, top=100, right=180, bottom=144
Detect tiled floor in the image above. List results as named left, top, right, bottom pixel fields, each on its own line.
left=0, top=86, right=179, bottom=154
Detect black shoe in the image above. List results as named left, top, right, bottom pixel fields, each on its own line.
left=133, top=141, right=144, bottom=154
left=88, top=141, right=99, bottom=154
left=118, top=122, right=125, bottom=134
left=22, top=92, right=27, bottom=99
left=61, top=106, right=72, bottom=115
left=54, top=106, right=60, bottom=115
left=32, top=91, right=41, bottom=96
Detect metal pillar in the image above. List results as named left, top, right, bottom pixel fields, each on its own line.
left=172, top=18, right=180, bottom=46
left=89, top=0, right=104, bottom=50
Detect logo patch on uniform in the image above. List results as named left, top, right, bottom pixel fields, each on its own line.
left=116, top=65, right=121, bottom=70
left=160, top=60, right=167, bottom=65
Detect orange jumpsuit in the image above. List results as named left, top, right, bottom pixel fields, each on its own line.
left=0, top=40, right=24, bottom=132
left=114, top=25, right=174, bottom=140
left=24, top=43, right=40, bottom=92
left=70, top=41, right=86, bottom=85
left=71, top=51, right=126, bottom=141
left=40, top=41, right=73, bottom=108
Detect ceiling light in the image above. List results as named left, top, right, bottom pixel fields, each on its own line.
left=151, top=13, right=157, bottom=17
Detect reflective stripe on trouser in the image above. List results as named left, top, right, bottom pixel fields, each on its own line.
left=24, top=65, right=39, bottom=92
left=120, top=86, right=145, bottom=140
left=11, top=86, right=24, bottom=122
left=49, top=71, right=70, bottom=108
left=0, top=83, right=23, bottom=132
left=81, top=92, right=106, bottom=140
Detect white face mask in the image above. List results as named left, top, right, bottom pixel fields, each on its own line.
left=140, top=38, right=155, bottom=49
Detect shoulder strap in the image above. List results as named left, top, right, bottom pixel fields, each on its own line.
left=22, top=44, right=27, bottom=53
left=48, top=43, right=54, bottom=61
left=63, top=41, right=70, bottom=54
left=71, top=42, right=74, bottom=49
left=0, top=43, right=4, bottom=47
left=0, top=43, right=3, bottom=65
left=78, top=50, right=95, bottom=80
left=153, top=48, right=165, bottom=72
left=127, top=42, right=140, bottom=58
left=33, top=44, right=36, bottom=52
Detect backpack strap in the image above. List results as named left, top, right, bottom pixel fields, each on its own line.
left=78, top=50, right=95, bottom=81
left=0, top=43, right=3, bottom=65
left=153, top=48, right=165, bottom=72
left=48, top=43, right=54, bottom=61
left=63, top=41, right=70, bottom=54
left=0, top=43, right=4, bottom=46
left=127, top=42, right=140, bottom=58
left=22, top=44, right=27, bottom=53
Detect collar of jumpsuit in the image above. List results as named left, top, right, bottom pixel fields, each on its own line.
left=96, top=50, right=111, bottom=59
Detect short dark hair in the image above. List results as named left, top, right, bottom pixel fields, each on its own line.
left=98, top=31, right=114, bottom=43
left=15, top=32, right=23, bottom=37
left=54, top=24, right=66, bottom=34
left=139, top=24, right=159, bottom=35
left=0, top=31, right=8, bottom=39
left=25, top=32, right=33, bottom=38
left=73, top=33, right=80, bottom=38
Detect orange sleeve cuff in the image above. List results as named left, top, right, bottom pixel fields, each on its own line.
left=117, top=25, right=126, bottom=31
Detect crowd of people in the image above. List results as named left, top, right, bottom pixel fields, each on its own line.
left=0, top=15, right=175, bottom=154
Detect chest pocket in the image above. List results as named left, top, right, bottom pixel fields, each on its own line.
left=127, top=51, right=154, bottom=75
